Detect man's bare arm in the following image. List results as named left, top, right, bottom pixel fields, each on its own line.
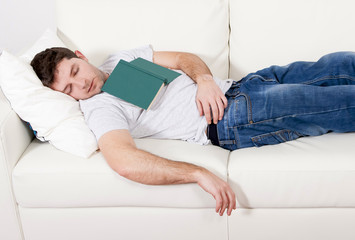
left=153, top=51, right=228, bottom=124
left=99, top=129, right=236, bottom=216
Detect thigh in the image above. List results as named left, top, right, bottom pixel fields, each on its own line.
left=245, top=78, right=355, bottom=125
left=252, top=52, right=355, bottom=86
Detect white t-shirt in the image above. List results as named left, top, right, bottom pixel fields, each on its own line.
left=79, top=45, right=233, bottom=145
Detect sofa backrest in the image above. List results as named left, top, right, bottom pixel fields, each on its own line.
left=58, top=0, right=355, bottom=82
left=229, top=0, right=355, bottom=80
left=56, top=0, right=230, bottom=79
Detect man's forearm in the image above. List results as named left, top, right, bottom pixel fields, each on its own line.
left=118, top=147, right=237, bottom=216
left=109, top=146, right=203, bottom=185
left=175, top=52, right=214, bottom=84
left=99, top=129, right=201, bottom=185
left=153, top=51, right=214, bottom=84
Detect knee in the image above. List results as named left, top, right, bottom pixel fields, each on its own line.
left=340, top=52, right=355, bottom=67
left=317, top=51, right=355, bottom=72
left=322, top=51, right=355, bottom=65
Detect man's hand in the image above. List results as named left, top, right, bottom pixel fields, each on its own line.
left=195, top=167, right=237, bottom=216
left=152, top=51, right=228, bottom=124
left=195, top=74, right=228, bottom=124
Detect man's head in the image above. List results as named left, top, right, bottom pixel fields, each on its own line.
left=31, top=47, right=108, bottom=100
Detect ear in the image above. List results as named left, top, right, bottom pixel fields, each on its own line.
left=75, top=50, right=88, bottom=62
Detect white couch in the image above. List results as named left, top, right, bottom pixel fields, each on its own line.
left=1, top=0, right=355, bottom=239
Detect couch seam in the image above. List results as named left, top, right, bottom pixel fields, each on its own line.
left=229, top=170, right=355, bottom=173
left=227, top=0, right=231, bottom=80
left=226, top=149, right=231, bottom=240
left=16, top=169, right=355, bottom=177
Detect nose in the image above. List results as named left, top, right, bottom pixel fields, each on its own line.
left=72, top=77, right=90, bottom=90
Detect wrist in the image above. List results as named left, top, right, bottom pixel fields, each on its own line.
left=195, top=74, right=214, bottom=85
left=191, top=166, right=208, bottom=183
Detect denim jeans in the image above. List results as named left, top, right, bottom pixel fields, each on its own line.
left=216, top=52, right=355, bottom=151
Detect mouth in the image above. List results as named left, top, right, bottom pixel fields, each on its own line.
left=88, top=79, right=94, bottom=93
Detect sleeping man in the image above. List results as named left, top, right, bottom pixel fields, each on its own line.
left=31, top=45, right=355, bottom=216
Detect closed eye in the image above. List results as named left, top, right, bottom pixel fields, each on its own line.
left=71, top=64, right=79, bottom=77
left=64, top=84, right=72, bottom=94
left=74, top=67, right=79, bottom=76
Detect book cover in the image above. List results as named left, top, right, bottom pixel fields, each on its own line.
left=130, top=57, right=181, bottom=84
left=101, top=58, right=181, bottom=110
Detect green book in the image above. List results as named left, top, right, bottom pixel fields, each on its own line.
left=102, top=58, right=181, bottom=110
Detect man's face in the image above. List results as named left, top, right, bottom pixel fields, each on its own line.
left=51, top=52, right=107, bottom=100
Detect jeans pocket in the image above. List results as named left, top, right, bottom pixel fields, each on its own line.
left=251, top=129, right=303, bottom=147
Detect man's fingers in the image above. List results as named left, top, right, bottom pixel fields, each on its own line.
left=210, top=103, right=219, bottom=124
left=215, top=195, right=223, bottom=213
left=219, top=192, right=229, bottom=216
left=197, top=169, right=236, bottom=216
left=197, top=90, right=228, bottom=124
left=205, top=98, right=224, bottom=124
left=202, top=102, right=212, bottom=124
left=216, top=98, right=225, bottom=121
left=226, top=190, right=236, bottom=216
left=196, top=100, right=203, bottom=116
left=210, top=95, right=228, bottom=124
left=222, top=95, right=228, bottom=108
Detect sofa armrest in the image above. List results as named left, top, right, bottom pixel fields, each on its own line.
left=0, top=88, right=33, bottom=240
left=0, top=90, right=33, bottom=168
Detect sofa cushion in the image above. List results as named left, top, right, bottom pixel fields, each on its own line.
left=229, top=133, right=355, bottom=208
left=229, top=0, right=355, bottom=81
left=12, top=139, right=229, bottom=208
left=56, top=0, right=230, bottom=79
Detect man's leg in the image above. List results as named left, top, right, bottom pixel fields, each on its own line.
left=249, top=51, right=355, bottom=86
left=216, top=52, right=355, bottom=151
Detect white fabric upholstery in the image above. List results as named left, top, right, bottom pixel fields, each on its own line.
left=0, top=90, right=32, bottom=175
left=0, top=85, right=31, bottom=240
left=56, top=0, right=230, bottom=79
left=229, top=133, right=355, bottom=208
left=229, top=208, right=355, bottom=240
left=18, top=207, right=227, bottom=240
left=13, top=139, right=228, bottom=208
left=229, top=0, right=355, bottom=80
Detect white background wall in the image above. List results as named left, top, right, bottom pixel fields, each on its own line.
left=0, top=0, right=55, bottom=55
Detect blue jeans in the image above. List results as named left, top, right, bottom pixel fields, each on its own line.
left=216, top=52, right=355, bottom=151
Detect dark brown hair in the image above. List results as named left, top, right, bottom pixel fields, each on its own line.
left=30, top=47, right=78, bottom=87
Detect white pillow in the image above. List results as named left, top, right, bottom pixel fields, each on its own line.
left=0, top=29, right=98, bottom=158
left=20, top=29, right=67, bottom=63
